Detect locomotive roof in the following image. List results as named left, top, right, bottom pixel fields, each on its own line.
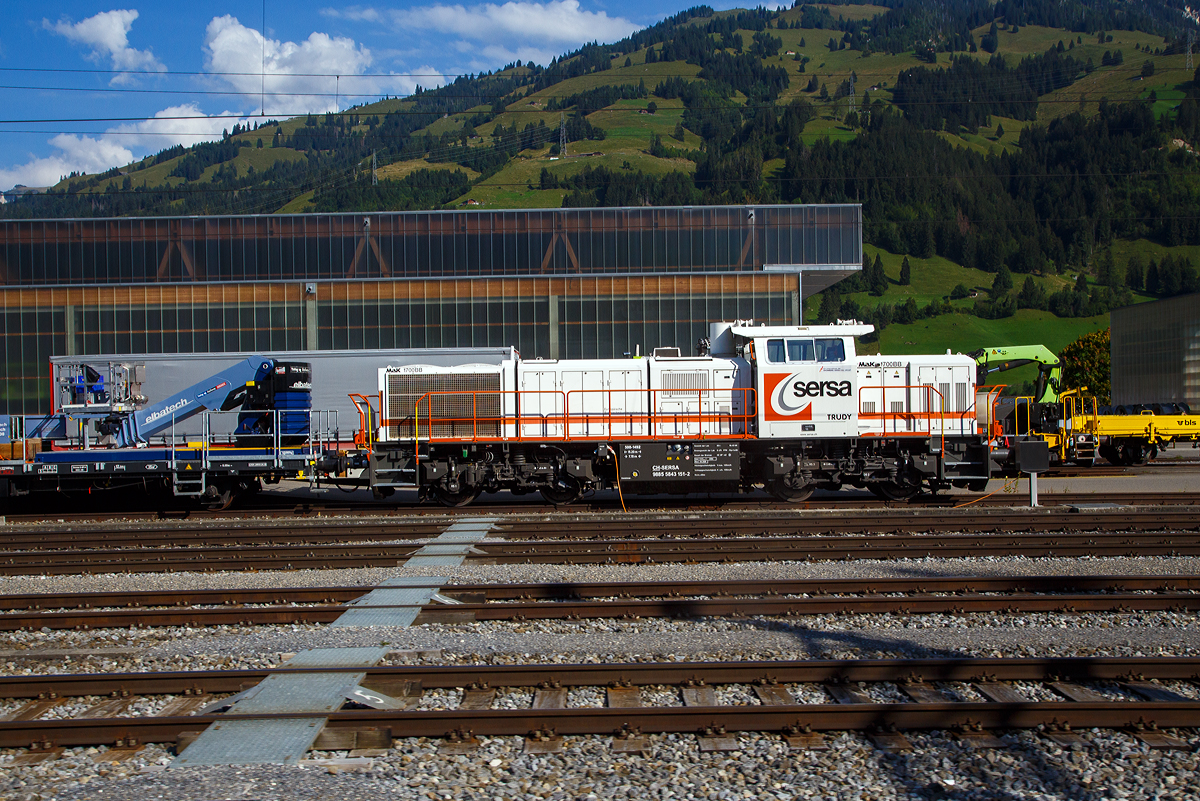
left=728, top=323, right=875, bottom=338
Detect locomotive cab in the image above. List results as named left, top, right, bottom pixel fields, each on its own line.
left=723, top=322, right=870, bottom=440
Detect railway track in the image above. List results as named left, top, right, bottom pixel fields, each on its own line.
left=1, top=657, right=1197, bottom=751
left=5, top=502, right=1200, bottom=552
left=5, top=488, right=1200, bottom=525
left=0, top=511, right=1198, bottom=573
left=1, top=575, right=1197, bottom=630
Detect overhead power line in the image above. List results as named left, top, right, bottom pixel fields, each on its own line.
left=0, top=90, right=1189, bottom=128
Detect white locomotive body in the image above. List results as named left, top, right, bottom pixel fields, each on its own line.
left=360, top=321, right=990, bottom=505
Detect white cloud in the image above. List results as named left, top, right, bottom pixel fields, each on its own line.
left=0, top=106, right=252, bottom=192
left=203, top=15, right=434, bottom=116
left=0, top=135, right=133, bottom=191
left=1, top=16, right=433, bottom=192
left=321, top=6, right=383, bottom=23
left=324, top=0, right=639, bottom=68
left=44, top=9, right=166, bottom=85
left=392, top=0, right=638, bottom=46
left=108, top=104, right=251, bottom=150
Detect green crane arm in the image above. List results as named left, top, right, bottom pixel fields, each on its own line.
left=967, top=345, right=1062, bottom=404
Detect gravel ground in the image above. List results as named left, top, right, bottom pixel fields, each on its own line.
left=0, top=549, right=1198, bottom=799
left=10, top=727, right=1198, bottom=801
left=2, top=554, right=1199, bottom=596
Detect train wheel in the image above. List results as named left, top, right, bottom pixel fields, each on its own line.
left=966, top=479, right=989, bottom=492
left=1121, top=443, right=1148, bottom=466
left=767, top=478, right=815, bottom=503
left=431, top=485, right=482, bottom=507
left=1099, top=444, right=1123, bottom=465
left=202, top=485, right=235, bottom=511
left=869, top=481, right=921, bottom=501
left=540, top=477, right=582, bottom=506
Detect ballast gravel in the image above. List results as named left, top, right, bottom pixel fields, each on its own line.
left=0, top=551, right=1197, bottom=799
left=12, top=727, right=1200, bottom=801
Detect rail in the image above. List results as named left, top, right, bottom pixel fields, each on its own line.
left=406, top=388, right=758, bottom=446
left=2, top=657, right=1199, bottom=749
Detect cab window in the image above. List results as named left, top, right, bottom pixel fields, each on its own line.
left=787, top=339, right=815, bottom=361
left=766, top=339, right=786, bottom=364
left=815, top=338, right=846, bottom=362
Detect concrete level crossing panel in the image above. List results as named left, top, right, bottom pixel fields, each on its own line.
left=172, top=718, right=328, bottom=767
left=171, top=648, right=388, bottom=767
left=281, top=647, right=390, bottom=668
left=332, top=576, right=451, bottom=628
left=404, top=517, right=499, bottom=568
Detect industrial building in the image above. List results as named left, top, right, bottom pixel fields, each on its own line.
left=1111, top=293, right=1200, bottom=408
left=0, top=204, right=862, bottom=414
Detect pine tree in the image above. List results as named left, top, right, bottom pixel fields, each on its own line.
left=1126, top=254, right=1144, bottom=290
left=1018, top=276, right=1048, bottom=310
left=899, top=256, right=911, bottom=285
left=868, top=254, right=888, bottom=296
left=919, top=225, right=936, bottom=259
left=817, top=291, right=841, bottom=323
left=992, top=265, right=1014, bottom=296
left=1096, top=250, right=1115, bottom=286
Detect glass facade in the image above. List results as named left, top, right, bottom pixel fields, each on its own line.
left=1111, top=294, right=1200, bottom=408
left=0, top=205, right=860, bottom=284
left=0, top=205, right=860, bottom=415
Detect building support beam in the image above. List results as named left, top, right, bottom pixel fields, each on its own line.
left=792, top=273, right=802, bottom=326
left=547, top=294, right=559, bottom=360
left=64, top=305, right=76, bottom=356
left=305, top=296, right=319, bottom=351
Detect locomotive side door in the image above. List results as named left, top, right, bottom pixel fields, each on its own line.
left=714, top=366, right=736, bottom=435
left=608, top=369, right=646, bottom=437
left=562, top=370, right=603, bottom=438
left=519, top=369, right=562, bottom=438
left=916, top=362, right=971, bottom=435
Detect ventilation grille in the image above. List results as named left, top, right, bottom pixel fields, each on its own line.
left=938, top=382, right=951, bottom=411
left=660, top=371, right=710, bottom=398
left=862, top=401, right=876, bottom=414
left=385, top=372, right=502, bottom=439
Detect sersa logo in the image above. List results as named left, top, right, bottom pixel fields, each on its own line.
left=764, top=373, right=853, bottom=422
left=792, top=380, right=852, bottom=397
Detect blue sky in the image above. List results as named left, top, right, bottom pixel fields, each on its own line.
left=0, top=1, right=769, bottom=193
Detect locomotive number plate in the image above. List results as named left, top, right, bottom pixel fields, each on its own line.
left=619, top=442, right=739, bottom=482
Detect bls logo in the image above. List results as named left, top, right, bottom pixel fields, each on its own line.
left=764, top=373, right=853, bottom=422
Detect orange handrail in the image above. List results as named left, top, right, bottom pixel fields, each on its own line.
left=348, top=393, right=377, bottom=450
left=397, top=388, right=757, bottom=444
left=857, top=383, right=962, bottom=452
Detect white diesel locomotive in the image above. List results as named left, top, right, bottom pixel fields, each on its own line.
left=354, top=321, right=991, bottom=506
